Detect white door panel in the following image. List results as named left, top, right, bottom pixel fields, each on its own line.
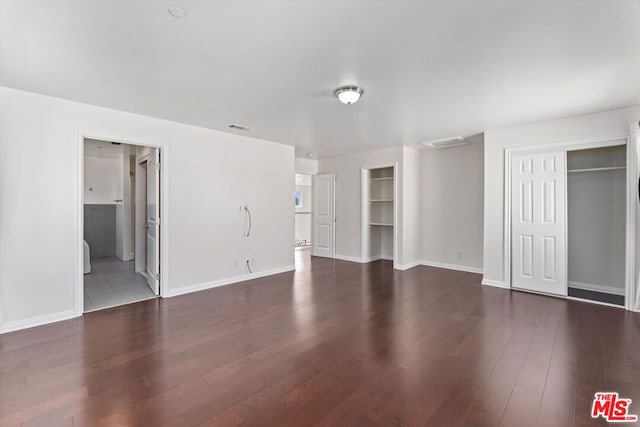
left=512, top=151, right=566, bottom=295
left=145, top=149, right=160, bottom=295
left=312, top=174, right=335, bottom=258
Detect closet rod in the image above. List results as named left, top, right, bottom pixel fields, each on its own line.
left=567, top=166, right=626, bottom=173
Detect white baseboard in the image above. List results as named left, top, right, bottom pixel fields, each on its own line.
left=481, top=278, right=510, bottom=289
left=0, top=309, right=78, bottom=335
left=419, top=260, right=483, bottom=274
left=568, top=281, right=625, bottom=296
left=334, top=254, right=395, bottom=264
left=166, top=265, right=296, bottom=298
left=333, top=256, right=478, bottom=274
left=334, top=254, right=366, bottom=263
left=334, top=254, right=382, bottom=263
left=395, top=260, right=421, bottom=271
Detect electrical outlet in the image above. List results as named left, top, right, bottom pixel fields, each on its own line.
left=456, top=251, right=462, bottom=260
left=249, top=257, right=255, bottom=265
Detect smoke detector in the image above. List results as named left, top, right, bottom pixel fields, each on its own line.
left=422, top=136, right=469, bottom=149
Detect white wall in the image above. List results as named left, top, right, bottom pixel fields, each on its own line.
left=419, top=135, right=484, bottom=271
left=83, top=155, right=123, bottom=204
left=319, top=147, right=402, bottom=261
left=115, top=146, right=135, bottom=261
left=483, top=105, right=640, bottom=285
left=120, top=148, right=134, bottom=261
left=567, top=167, right=626, bottom=292
left=84, top=148, right=133, bottom=261
left=401, top=147, right=421, bottom=267
left=295, top=157, right=318, bottom=175
left=634, top=122, right=640, bottom=311
left=318, top=146, right=420, bottom=268
left=0, top=86, right=294, bottom=330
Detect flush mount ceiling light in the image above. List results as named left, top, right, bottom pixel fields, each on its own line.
left=334, top=86, right=364, bottom=105
left=168, top=6, right=187, bottom=18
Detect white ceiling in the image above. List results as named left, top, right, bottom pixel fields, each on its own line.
left=2, top=1, right=639, bottom=157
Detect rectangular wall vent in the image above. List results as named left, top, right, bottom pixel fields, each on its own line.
left=422, top=136, right=469, bottom=149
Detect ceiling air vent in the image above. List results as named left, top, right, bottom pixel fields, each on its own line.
left=422, top=136, right=469, bottom=149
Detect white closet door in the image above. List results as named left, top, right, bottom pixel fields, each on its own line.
left=512, top=151, right=566, bottom=295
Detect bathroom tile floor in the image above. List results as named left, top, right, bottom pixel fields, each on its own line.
left=84, top=257, right=157, bottom=312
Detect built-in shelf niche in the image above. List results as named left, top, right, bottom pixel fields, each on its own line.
left=369, top=167, right=394, bottom=227
left=363, top=166, right=395, bottom=263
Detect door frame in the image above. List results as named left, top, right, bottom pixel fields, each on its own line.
left=360, top=162, right=399, bottom=269
left=135, top=148, right=161, bottom=294
left=504, top=134, right=637, bottom=311
left=76, top=132, right=169, bottom=315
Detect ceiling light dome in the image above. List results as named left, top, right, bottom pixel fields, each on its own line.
left=334, top=86, right=364, bottom=104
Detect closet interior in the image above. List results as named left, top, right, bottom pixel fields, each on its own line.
left=363, top=166, right=395, bottom=262
left=567, top=144, right=626, bottom=306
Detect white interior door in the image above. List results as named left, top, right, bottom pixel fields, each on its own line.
left=511, top=151, right=566, bottom=295
left=312, top=174, right=335, bottom=258
left=145, top=149, right=160, bottom=295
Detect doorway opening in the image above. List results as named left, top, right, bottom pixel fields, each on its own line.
left=82, top=138, right=162, bottom=312
left=294, top=174, right=313, bottom=248
left=566, top=145, right=626, bottom=306
left=294, top=173, right=313, bottom=267
left=361, top=165, right=397, bottom=266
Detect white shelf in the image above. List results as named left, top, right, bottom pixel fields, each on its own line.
left=568, top=166, right=626, bottom=173
left=369, top=199, right=393, bottom=202
left=369, top=222, right=393, bottom=227
left=370, top=177, right=394, bottom=181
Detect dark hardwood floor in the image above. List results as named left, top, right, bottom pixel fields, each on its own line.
left=2, top=248, right=640, bottom=426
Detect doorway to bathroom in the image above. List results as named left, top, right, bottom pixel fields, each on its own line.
left=82, top=138, right=162, bottom=312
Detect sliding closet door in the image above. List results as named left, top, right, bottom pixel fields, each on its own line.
left=511, top=151, right=566, bottom=295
